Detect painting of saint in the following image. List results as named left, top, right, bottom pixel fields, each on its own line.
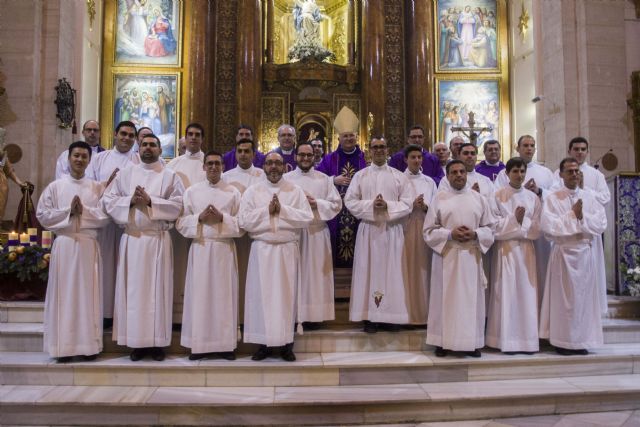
left=436, top=0, right=499, bottom=72
left=437, top=79, right=499, bottom=148
left=115, top=0, right=181, bottom=66
left=113, top=74, right=178, bottom=158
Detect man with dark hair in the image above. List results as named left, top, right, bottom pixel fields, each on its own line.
left=239, top=152, right=313, bottom=362
left=345, top=137, right=413, bottom=333
left=486, top=157, right=542, bottom=354
left=166, top=122, right=207, bottom=324
left=104, top=133, right=184, bottom=362
left=475, top=140, right=505, bottom=182
left=388, top=125, right=444, bottom=185
left=440, top=143, right=494, bottom=198
left=310, top=139, right=325, bottom=167
left=552, top=136, right=610, bottom=315
left=222, top=124, right=266, bottom=170
left=177, top=150, right=242, bottom=360
left=55, top=120, right=105, bottom=179
left=37, top=141, right=110, bottom=362
left=540, top=157, right=607, bottom=355
left=133, top=126, right=151, bottom=153
left=402, top=144, right=437, bottom=326
left=87, top=120, right=140, bottom=328
left=423, top=159, right=494, bottom=358
left=285, top=142, right=342, bottom=330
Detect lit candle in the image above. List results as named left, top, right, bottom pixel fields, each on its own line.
left=8, top=231, right=18, bottom=251
left=19, top=233, right=30, bottom=247
left=41, top=231, right=52, bottom=249
left=28, top=228, right=38, bottom=246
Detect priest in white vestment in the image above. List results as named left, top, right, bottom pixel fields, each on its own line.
left=176, top=150, right=242, bottom=360
left=345, top=137, right=413, bottom=333
left=239, top=152, right=313, bottom=362
left=540, top=157, right=607, bottom=354
left=423, top=160, right=495, bottom=357
left=552, top=137, right=610, bottom=315
left=494, top=135, right=554, bottom=312
left=166, top=123, right=207, bottom=324
left=37, top=142, right=110, bottom=362
left=284, top=142, right=342, bottom=329
left=103, top=133, right=184, bottom=362
left=223, top=138, right=266, bottom=326
left=86, top=121, right=140, bottom=326
left=402, top=145, right=437, bottom=325
left=486, top=157, right=542, bottom=353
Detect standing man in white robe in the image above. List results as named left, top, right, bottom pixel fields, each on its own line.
left=402, top=145, right=437, bottom=325
left=494, top=135, right=554, bottom=312
left=104, top=133, right=184, bottom=362
left=87, top=120, right=140, bottom=329
left=37, top=141, right=110, bottom=362
left=176, top=150, right=242, bottom=360
left=540, top=157, right=607, bottom=355
left=166, top=123, right=207, bottom=324
left=439, top=143, right=494, bottom=197
left=239, top=152, right=313, bottom=362
left=486, top=157, right=542, bottom=354
left=345, top=137, right=413, bottom=333
left=423, top=160, right=494, bottom=357
left=553, top=137, right=610, bottom=315
left=223, top=138, right=266, bottom=327
left=285, top=142, right=342, bottom=330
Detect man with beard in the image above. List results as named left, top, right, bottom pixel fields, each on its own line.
left=222, top=125, right=266, bottom=170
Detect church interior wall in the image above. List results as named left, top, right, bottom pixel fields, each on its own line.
left=625, top=0, right=640, bottom=169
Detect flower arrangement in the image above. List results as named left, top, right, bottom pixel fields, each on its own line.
left=288, top=43, right=336, bottom=63
left=0, top=244, right=50, bottom=283
left=621, top=259, right=640, bottom=297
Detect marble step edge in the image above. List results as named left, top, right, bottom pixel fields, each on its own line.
left=1, top=375, right=639, bottom=427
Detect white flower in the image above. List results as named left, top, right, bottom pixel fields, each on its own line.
left=634, top=266, right=640, bottom=274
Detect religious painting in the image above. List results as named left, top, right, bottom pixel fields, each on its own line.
left=435, top=78, right=500, bottom=150
left=113, top=73, right=179, bottom=158
left=435, top=0, right=500, bottom=72
left=114, top=0, right=182, bottom=66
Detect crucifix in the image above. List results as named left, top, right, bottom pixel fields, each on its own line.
left=451, top=111, right=493, bottom=146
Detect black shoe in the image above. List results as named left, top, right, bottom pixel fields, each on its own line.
left=380, top=323, right=401, bottom=332
left=363, top=320, right=378, bottom=334
left=56, top=356, right=73, bottom=363
left=150, top=347, right=165, bottom=361
left=302, top=321, right=322, bottom=331
left=130, top=348, right=146, bottom=361
left=252, top=345, right=270, bottom=361
left=102, top=318, right=113, bottom=329
left=573, top=349, right=588, bottom=355
left=83, top=354, right=98, bottom=361
left=434, top=346, right=448, bottom=357
left=503, top=351, right=518, bottom=355
left=189, top=352, right=207, bottom=361
left=555, top=346, right=573, bottom=356
left=281, top=343, right=296, bottom=362
left=218, top=351, right=236, bottom=361
left=467, top=349, right=482, bottom=358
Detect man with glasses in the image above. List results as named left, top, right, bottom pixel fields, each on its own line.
left=310, top=139, right=325, bottom=167
left=388, top=125, right=444, bottom=185
left=345, top=137, right=413, bottom=333
left=55, top=120, right=104, bottom=179
left=285, top=142, right=342, bottom=331
left=239, top=152, right=313, bottom=362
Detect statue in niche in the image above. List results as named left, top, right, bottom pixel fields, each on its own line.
left=289, top=0, right=335, bottom=62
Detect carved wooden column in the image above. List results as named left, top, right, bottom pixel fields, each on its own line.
left=347, top=0, right=355, bottom=65
left=629, top=71, right=640, bottom=172
left=237, top=0, right=262, bottom=136
left=186, top=0, right=216, bottom=149
left=361, top=0, right=385, bottom=138
left=266, top=0, right=275, bottom=63
left=405, top=0, right=433, bottom=146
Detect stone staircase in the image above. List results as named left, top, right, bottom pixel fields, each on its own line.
left=1, top=297, right=640, bottom=426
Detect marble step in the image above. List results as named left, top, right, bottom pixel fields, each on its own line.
left=1, top=374, right=639, bottom=426
left=1, top=343, right=639, bottom=387
left=0, top=301, right=44, bottom=323
left=2, top=318, right=640, bottom=353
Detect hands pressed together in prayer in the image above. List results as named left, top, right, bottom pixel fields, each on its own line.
left=451, top=225, right=477, bottom=243
left=515, top=206, right=525, bottom=225
left=572, top=198, right=583, bottom=220
left=413, top=194, right=428, bottom=212
left=131, top=185, right=151, bottom=208
left=198, top=204, right=224, bottom=224
left=373, top=194, right=387, bottom=212
left=70, top=195, right=83, bottom=216
left=524, top=178, right=541, bottom=196
left=269, top=194, right=281, bottom=215
left=471, top=182, right=480, bottom=193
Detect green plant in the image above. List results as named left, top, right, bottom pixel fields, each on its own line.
left=0, top=245, right=50, bottom=282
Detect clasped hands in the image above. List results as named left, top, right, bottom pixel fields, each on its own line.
left=131, top=185, right=151, bottom=208
left=373, top=194, right=387, bottom=212
left=70, top=195, right=83, bottom=216
left=413, top=194, right=428, bottom=212
left=199, top=204, right=224, bottom=224
left=451, top=225, right=477, bottom=243
left=269, top=194, right=281, bottom=215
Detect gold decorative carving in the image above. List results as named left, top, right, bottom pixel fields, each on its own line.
left=330, top=16, right=347, bottom=64
left=263, top=59, right=358, bottom=91
left=518, top=1, right=530, bottom=41
left=383, top=0, right=405, bottom=151
left=261, top=93, right=290, bottom=152
left=87, top=0, right=96, bottom=31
